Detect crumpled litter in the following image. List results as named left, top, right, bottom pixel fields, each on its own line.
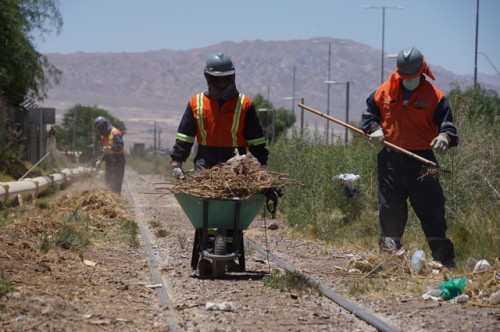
left=205, top=302, right=233, bottom=311
left=332, top=173, right=360, bottom=198
left=422, top=288, right=443, bottom=301
left=473, top=259, right=491, bottom=273
left=438, top=277, right=469, bottom=300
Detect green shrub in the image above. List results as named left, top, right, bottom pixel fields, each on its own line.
left=263, top=270, right=319, bottom=295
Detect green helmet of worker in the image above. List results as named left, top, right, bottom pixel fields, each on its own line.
left=396, top=47, right=424, bottom=78
left=204, top=53, right=235, bottom=76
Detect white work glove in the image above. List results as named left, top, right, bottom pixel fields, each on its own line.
left=369, top=127, right=385, bottom=145
left=102, top=146, right=112, bottom=152
left=430, top=133, right=449, bottom=155
left=171, top=161, right=186, bottom=180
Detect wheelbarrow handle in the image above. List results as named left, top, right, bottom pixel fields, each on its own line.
left=298, top=103, right=438, bottom=168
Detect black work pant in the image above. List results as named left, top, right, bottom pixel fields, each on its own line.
left=377, top=148, right=454, bottom=263
left=104, top=153, right=125, bottom=194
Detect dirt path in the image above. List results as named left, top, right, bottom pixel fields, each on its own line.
left=0, top=168, right=498, bottom=331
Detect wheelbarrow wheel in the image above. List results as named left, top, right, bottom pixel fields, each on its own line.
left=238, top=232, right=245, bottom=272
left=213, top=229, right=227, bottom=278
left=214, top=229, right=227, bottom=255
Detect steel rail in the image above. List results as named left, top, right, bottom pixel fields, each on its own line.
left=124, top=179, right=182, bottom=332
left=245, top=238, right=400, bottom=332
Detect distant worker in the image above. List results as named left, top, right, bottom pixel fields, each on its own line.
left=169, top=52, right=269, bottom=178
left=362, top=46, right=458, bottom=268
left=94, top=116, right=125, bottom=194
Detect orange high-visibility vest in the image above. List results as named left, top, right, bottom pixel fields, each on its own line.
left=102, top=128, right=124, bottom=154
left=190, top=93, right=252, bottom=147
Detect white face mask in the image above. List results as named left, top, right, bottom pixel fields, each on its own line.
left=402, top=77, right=421, bottom=91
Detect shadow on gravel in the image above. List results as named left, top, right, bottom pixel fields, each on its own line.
left=191, top=271, right=268, bottom=281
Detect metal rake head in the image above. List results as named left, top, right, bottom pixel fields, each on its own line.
left=417, top=165, right=451, bottom=181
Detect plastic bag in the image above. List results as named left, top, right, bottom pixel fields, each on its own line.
left=438, top=277, right=468, bottom=300
left=411, top=250, right=425, bottom=273
left=332, top=173, right=360, bottom=198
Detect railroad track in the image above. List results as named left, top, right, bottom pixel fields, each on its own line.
left=125, top=174, right=400, bottom=332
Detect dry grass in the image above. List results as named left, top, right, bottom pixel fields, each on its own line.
left=158, top=153, right=303, bottom=199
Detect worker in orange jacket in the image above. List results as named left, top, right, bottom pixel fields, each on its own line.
left=362, top=47, right=458, bottom=268
left=170, top=52, right=268, bottom=179
left=94, top=116, right=125, bottom=194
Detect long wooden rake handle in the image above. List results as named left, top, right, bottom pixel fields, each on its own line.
left=298, top=103, right=438, bottom=168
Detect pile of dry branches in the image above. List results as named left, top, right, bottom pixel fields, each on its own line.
left=165, top=153, right=303, bottom=199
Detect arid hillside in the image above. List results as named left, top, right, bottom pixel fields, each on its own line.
left=39, top=38, right=499, bottom=151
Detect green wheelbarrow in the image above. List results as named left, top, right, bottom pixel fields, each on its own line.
left=174, top=193, right=267, bottom=277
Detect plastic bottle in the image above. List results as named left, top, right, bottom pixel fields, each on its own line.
left=411, top=250, right=426, bottom=273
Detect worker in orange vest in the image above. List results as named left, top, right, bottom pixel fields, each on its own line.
left=94, top=116, right=125, bottom=194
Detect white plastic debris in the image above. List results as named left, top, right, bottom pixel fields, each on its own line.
left=422, top=288, right=442, bottom=301
left=205, top=302, right=233, bottom=311
left=411, top=250, right=426, bottom=274
left=455, top=294, right=469, bottom=304
left=144, top=284, right=163, bottom=289
left=348, top=268, right=361, bottom=274
left=490, top=290, right=500, bottom=305
left=332, top=173, right=360, bottom=197
left=473, top=259, right=491, bottom=273
left=83, top=259, right=97, bottom=266
left=466, top=257, right=478, bottom=272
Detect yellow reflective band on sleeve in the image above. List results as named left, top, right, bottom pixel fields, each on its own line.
left=195, top=93, right=207, bottom=145
left=230, top=94, right=245, bottom=146
left=247, top=137, right=266, bottom=146
left=176, top=133, right=195, bottom=143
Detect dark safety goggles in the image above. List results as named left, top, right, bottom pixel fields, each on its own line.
left=208, top=75, right=234, bottom=85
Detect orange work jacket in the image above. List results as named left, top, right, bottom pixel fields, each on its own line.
left=374, top=74, right=444, bottom=150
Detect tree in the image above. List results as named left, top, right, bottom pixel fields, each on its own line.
left=448, top=84, right=500, bottom=122
left=0, top=0, right=63, bottom=106
left=252, top=94, right=296, bottom=143
left=53, top=105, right=127, bottom=159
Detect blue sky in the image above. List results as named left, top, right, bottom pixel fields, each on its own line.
left=34, top=0, right=500, bottom=76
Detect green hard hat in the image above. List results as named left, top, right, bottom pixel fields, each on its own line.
left=204, top=53, right=235, bottom=76
left=397, top=47, right=423, bottom=77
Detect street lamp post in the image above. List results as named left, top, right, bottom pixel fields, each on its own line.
left=313, top=40, right=332, bottom=143
left=72, top=109, right=77, bottom=152
left=364, top=5, right=404, bottom=83
left=284, top=97, right=305, bottom=136
left=477, top=51, right=500, bottom=75
left=325, top=81, right=350, bottom=144
left=258, top=108, right=275, bottom=142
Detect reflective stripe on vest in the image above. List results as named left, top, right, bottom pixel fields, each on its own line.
left=176, top=132, right=195, bottom=143
left=195, top=93, right=208, bottom=145
left=247, top=137, right=266, bottom=146
left=230, top=94, right=245, bottom=146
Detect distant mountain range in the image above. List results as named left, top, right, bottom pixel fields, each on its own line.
left=40, top=37, right=500, bottom=151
